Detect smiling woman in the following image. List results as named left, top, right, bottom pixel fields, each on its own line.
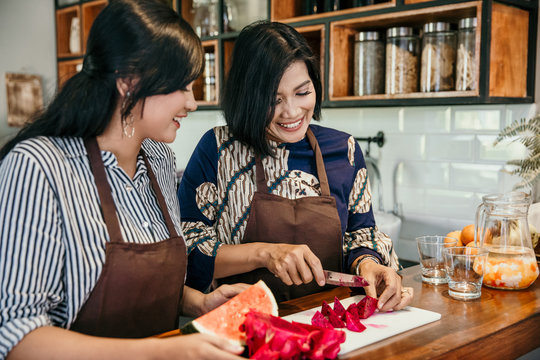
left=178, top=21, right=412, bottom=309
left=0, top=1, right=248, bottom=359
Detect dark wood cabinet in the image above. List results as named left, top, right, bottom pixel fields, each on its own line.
left=56, top=1, right=537, bottom=108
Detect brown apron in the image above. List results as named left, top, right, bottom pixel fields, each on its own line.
left=219, top=128, right=342, bottom=302
left=70, top=138, right=187, bottom=338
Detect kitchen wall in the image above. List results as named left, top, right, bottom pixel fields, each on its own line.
left=0, top=0, right=538, bottom=263
left=0, top=0, right=57, bottom=146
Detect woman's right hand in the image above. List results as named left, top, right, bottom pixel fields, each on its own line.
left=160, top=333, right=244, bottom=359
left=261, top=243, right=325, bottom=287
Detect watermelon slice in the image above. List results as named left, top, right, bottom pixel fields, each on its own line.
left=181, top=280, right=278, bottom=346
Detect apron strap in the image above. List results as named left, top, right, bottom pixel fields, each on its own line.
left=142, top=153, right=179, bottom=238
left=255, top=127, right=331, bottom=196
left=305, top=127, right=331, bottom=197
left=84, top=138, right=124, bottom=244
left=255, top=155, right=269, bottom=193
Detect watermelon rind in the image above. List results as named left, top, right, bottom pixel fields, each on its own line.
left=180, top=280, right=278, bottom=345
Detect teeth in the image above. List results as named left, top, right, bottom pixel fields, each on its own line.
left=173, top=117, right=182, bottom=123
left=279, top=119, right=301, bottom=128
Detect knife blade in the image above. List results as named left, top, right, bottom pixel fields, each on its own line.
left=323, top=270, right=369, bottom=287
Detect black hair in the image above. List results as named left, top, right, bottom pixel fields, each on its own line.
left=221, top=21, right=322, bottom=157
left=0, top=0, right=203, bottom=160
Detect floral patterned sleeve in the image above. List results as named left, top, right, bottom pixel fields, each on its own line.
left=343, top=138, right=400, bottom=271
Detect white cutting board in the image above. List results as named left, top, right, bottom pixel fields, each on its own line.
left=282, top=295, right=441, bottom=356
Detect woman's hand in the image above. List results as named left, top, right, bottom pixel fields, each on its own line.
left=261, top=243, right=326, bottom=287
left=357, top=260, right=414, bottom=312
left=202, top=283, right=250, bottom=314
left=158, top=333, right=245, bottom=360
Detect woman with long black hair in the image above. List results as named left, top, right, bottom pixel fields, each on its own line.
left=0, top=1, right=245, bottom=359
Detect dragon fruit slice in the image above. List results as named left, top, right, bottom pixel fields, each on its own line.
left=241, top=311, right=310, bottom=359
left=321, top=300, right=333, bottom=317
left=342, top=302, right=357, bottom=322
left=327, top=307, right=345, bottom=328
left=292, top=322, right=346, bottom=360
left=320, top=300, right=345, bottom=328
left=311, top=310, right=334, bottom=329
left=251, top=343, right=280, bottom=360
left=332, top=296, right=346, bottom=317
left=304, top=327, right=346, bottom=360
left=357, top=296, right=378, bottom=319
left=344, top=310, right=367, bottom=333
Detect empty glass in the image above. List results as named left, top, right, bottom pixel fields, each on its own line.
left=417, top=235, right=458, bottom=284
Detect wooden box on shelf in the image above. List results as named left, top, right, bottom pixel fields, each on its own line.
left=56, top=5, right=81, bottom=58
left=270, top=0, right=395, bottom=23
left=297, top=24, right=325, bottom=97
left=329, top=0, right=530, bottom=103
left=57, top=58, right=83, bottom=89
left=81, top=0, right=108, bottom=53
left=193, top=40, right=220, bottom=106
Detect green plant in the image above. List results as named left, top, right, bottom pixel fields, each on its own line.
left=494, top=115, right=540, bottom=190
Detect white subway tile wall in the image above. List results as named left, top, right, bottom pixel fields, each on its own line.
left=171, top=103, right=536, bottom=261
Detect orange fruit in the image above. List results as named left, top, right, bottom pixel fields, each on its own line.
left=466, top=241, right=477, bottom=247
left=460, top=224, right=475, bottom=245
left=461, top=224, right=492, bottom=246
left=445, top=230, right=462, bottom=247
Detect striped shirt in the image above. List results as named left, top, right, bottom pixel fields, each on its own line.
left=0, top=136, right=183, bottom=358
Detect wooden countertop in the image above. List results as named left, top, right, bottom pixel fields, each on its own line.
left=279, top=265, right=540, bottom=359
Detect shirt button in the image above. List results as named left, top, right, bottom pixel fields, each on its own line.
left=125, top=184, right=133, bottom=192
left=142, top=221, right=149, bottom=228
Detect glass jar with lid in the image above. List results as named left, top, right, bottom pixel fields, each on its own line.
left=456, top=17, right=477, bottom=91
left=385, top=26, right=419, bottom=94
left=354, top=31, right=384, bottom=96
left=420, top=22, right=457, bottom=92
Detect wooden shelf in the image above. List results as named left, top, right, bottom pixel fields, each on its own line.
left=56, top=5, right=81, bottom=58
left=329, top=1, right=480, bottom=100
left=57, top=58, right=83, bottom=89
left=194, top=40, right=219, bottom=106
left=55, top=0, right=535, bottom=107
left=270, top=0, right=396, bottom=23
left=81, top=0, right=107, bottom=54
left=55, top=1, right=107, bottom=88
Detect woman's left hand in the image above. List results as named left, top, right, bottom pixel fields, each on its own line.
left=202, top=283, right=251, bottom=314
left=357, top=260, right=414, bottom=312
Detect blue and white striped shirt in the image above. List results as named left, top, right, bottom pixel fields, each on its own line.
left=0, top=136, right=184, bottom=358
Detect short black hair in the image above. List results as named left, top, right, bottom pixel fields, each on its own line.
left=221, top=21, right=322, bottom=157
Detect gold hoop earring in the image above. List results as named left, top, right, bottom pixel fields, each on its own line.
left=121, top=91, right=135, bottom=138
left=122, top=113, right=135, bottom=138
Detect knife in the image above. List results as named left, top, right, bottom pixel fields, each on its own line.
left=323, top=270, right=369, bottom=287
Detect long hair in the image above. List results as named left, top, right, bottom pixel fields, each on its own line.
left=221, top=21, right=322, bottom=157
left=0, top=0, right=203, bottom=160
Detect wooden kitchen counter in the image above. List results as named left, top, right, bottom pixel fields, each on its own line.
left=279, top=265, right=540, bottom=359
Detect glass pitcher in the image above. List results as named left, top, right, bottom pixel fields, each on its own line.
left=475, top=192, right=539, bottom=290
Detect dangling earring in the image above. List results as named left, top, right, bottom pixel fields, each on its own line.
left=121, top=91, right=135, bottom=138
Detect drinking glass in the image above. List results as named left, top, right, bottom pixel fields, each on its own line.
left=416, top=235, right=458, bottom=284
left=444, top=246, right=489, bottom=300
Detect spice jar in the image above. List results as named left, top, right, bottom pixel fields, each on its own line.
left=456, top=17, right=477, bottom=91
left=420, top=22, right=456, bottom=92
left=354, top=31, right=384, bottom=96
left=385, top=27, right=419, bottom=94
